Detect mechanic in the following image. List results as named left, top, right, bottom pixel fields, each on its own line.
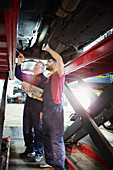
left=15, top=55, right=47, bottom=162
left=40, top=44, right=66, bottom=169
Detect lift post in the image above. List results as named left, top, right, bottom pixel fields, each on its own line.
left=0, top=73, right=9, bottom=154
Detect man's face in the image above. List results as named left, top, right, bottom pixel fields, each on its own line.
left=34, top=62, right=44, bottom=75
left=46, top=59, right=56, bottom=71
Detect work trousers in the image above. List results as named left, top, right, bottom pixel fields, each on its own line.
left=43, top=104, right=66, bottom=170
left=23, top=97, right=43, bottom=156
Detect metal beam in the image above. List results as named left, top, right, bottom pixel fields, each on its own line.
left=73, top=106, right=113, bottom=143
left=5, top=0, right=20, bottom=79
left=88, top=82, right=113, bottom=117
left=0, top=55, right=8, bottom=60
left=64, top=78, right=98, bottom=142
left=64, top=83, right=113, bottom=169
left=64, top=117, right=83, bottom=142
left=64, top=80, right=113, bottom=143
left=0, top=48, right=8, bottom=53
left=0, top=73, right=9, bottom=154
left=65, top=34, right=113, bottom=82
left=0, top=35, right=7, bottom=42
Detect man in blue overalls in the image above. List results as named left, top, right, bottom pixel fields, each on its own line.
left=15, top=56, right=47, bottom=162
left=40, top=44, right=66, bottom=169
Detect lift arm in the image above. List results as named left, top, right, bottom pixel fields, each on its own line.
left=65, top=34, right=113, bottom=83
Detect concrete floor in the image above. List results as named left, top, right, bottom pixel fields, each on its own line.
left=9, top=139, right=54, bottom=170
left=2, top=104, right=48, bottom=169
left=2, top=103, right=113, bottom=170
left=3, top=104, right=24, bottom=140
left=3, top=104, right=71, bottom=170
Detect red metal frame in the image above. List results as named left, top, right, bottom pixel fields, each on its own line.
left=2, top=137, right=11, bottom=170
left=66, top=143, right=109, bottom=170
left=5, top=0, right=20, bottom=79
left=0, top=48, right=8, bottom=53
left=65, top=34, right=113, bottom=83
left=0, top=35, right=7, bottom=42
left=65, top=155, right=79, bottom=170
left=0, top=0, right=20, bottom=80
left=77, top=142, right=109, bottom=169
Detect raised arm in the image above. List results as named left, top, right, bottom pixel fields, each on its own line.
left=17, top=54, right=25, bottom=66
left=42, top=44, right=64, bottom=77
left=15, top=55, right=32, bottom=82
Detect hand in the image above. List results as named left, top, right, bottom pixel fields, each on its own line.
left=42, top=43, right=50, bottom=51
left=40, top=112, right=43, bottom=119
left=28, top=92, right=36, bottom=99
left=27, top=91, right=32, bottom=97
left=17, top=54, right=25, bottom=65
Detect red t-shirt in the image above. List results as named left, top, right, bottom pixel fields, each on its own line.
left=45, top=71, right=65, bottom=104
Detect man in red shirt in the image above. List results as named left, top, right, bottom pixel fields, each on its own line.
left=41, top=44, right=66, bottom=169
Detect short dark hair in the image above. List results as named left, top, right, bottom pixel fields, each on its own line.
left=49, top=56, right=56, bottom=62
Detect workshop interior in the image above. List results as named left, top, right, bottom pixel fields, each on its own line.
left=0, top=0, right=113, bottom=169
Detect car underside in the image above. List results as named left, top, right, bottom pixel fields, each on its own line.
left=16, top=0, right=113, bottom=64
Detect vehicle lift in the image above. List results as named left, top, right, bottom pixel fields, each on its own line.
left=64, top=34, right=113, bottom=169
left=0, top=0, right=113, bottom=169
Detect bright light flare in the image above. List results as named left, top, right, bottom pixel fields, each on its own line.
left=74, top=86, right=91, bottom=109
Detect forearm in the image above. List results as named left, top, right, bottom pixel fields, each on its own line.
left=15, top=64, right=31, bottom=82
left=17, top=54, right=25, bottom=65
left=42, top=44, right=64, bottom=76
left=31, top=94, right=43, bottom=101
left=48, top=48, right=64, bottom=76
left=47, top=47, right=63, bottom=63
left=35, top=97, right=43, bottom=101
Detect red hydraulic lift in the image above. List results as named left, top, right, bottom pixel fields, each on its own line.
left=64, top=33, right=113, bottom=169
left=65, top=33, right=113, bottom=83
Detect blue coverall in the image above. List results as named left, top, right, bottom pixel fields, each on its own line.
left=15, top=64, right=47, bottom=156
left=43, top=76, right=66, bottom=170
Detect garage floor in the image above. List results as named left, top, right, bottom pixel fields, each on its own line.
left=3, top=104, right=71, bottom=170
left=2, top=104, right=113, bottom=170
left=9, top=139, right=54, bottom=170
